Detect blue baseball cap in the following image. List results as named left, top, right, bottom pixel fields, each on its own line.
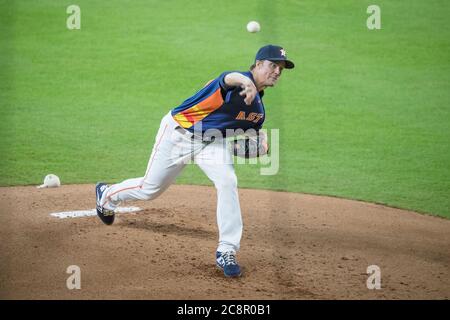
left=255, top=45, right=295, bottom=69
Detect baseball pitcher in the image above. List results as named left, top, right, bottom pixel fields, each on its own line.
left=95, top=45, right=295, bottom=277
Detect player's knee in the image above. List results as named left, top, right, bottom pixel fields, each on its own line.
left=140, top=184, right=163, bottom=201
left=214, top=172, right=238, bottom=190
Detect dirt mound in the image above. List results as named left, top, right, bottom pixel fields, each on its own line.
left=0, top=184, right=448, bottom=299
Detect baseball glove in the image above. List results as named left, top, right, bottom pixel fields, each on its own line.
left=232, top=132, right=269, bottom=158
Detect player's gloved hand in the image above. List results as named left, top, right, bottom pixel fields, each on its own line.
left=239, top=81, right=257, bottom=105
left=232, top=131, right=269, bottom=158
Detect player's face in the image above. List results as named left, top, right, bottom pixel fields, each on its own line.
left=258, top=60, right=285, bottom=87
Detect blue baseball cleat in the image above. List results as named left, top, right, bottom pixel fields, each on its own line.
left=95, top=182, right=115, bottom=225
left=216, top=251, right=242, bottom=278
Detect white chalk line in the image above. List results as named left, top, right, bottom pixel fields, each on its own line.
left=50, top=207, right=143, bottom=219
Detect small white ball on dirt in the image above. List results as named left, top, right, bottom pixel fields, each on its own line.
left=246, top=21, right=260, bottom=33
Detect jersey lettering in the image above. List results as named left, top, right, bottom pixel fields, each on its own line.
left=235, top=111, right=246, bottom=120
left=235, top=111, right=264, bottom=123
left=246, top=112, right=257, bottom=121
left=252, top=113, right=264, bottom=123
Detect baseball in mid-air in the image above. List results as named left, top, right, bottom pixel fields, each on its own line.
left=246, top=21, right=260, bottom=33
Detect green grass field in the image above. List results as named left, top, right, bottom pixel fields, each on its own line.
left=1, top=0, right=449, bottom=218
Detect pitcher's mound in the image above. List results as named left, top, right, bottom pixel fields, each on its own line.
left=0, top=184, right=449, bottom=299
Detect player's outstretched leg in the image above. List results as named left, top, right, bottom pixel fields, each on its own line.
left=95, top=112, right=201, bottom=225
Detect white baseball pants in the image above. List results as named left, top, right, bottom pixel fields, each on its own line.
left=100, top=112, right=242, bottom=253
